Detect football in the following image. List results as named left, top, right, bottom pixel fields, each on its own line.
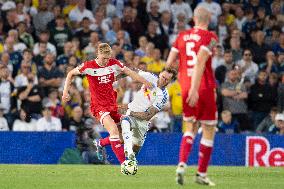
left=121, top=160, right=138, bottom=175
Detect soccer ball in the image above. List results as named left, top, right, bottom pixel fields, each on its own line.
left=121, top=160, right=138, bottom=175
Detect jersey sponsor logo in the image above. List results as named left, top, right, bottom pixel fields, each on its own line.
left=98, top=75, right=112, bottom=84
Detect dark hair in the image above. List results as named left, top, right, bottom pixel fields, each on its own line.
left=242, top=48, right=252, bottom=56
left=164, top=67, right=177, bottom=81
left=224, top=49, right=232, bottom=54
left=270, top=107, right=278, bottom=113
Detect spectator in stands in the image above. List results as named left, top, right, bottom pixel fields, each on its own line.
left=116, top=30, right=133, bottom=52
left=50, top=15, right=72, bottom=55
left=256, top=107, right=278, bottom=134
left=14, top=50, right=38, bottom=88
left=17, top=73, right=42, bottom=118
left=234, top=6, right=246, bottom=31
left=3, top=8, right=18, bottom=34
left=218, top=110, right=239, bottom=134
left=7, top=29, right=27, bottom=52
left=275, top=113, right=284, bottom=135
left=141, top=42, right=155, bottom=66
left=98, top=0, right=116, bottom=18
left=56, top=42, right=75, bottom=72
left=38, top=53, right=64, bottom=95
left=121, top=6, right=144, bottom=47
left=278, top=53, right=284, bottom=74
left=215, top=49, right=235, bottom=85
left=249, top=71, right=277, bottom=129
left=147, top=48, right=166, bottom=74
left=33, top=30, right=57, bottom=56
left=152, top=110, right=171, bottom=132
left=171, top=0, right=192, bottom=24
left=105, top=17, right=130, bottom=45
left=4, top=36, right=22, bottom=77
left=277, top=74, right=284, bottom=112
left=75, top=17, right=93, bottom=49
left=33, top=42, right=48, bottom=68
left=134, top=36, right=148, bottom=57
left=145, top=20, right=168, bottom=56
left=68, top=0, right=94, bottom=24
left=216, top=14, right=229, bottom=46
left=145, top=0, right=161, bottom=25
left=0, top=65, right=17, bottom=128
left=83, top=31, right=100, bottom=60
left=272, top=32, right=284, bottom=55
left=42, top=88, right=66, bottom=127
left=36, top=104, right=62, bottom=131
left=32, top=2, right=54, bottom=35
left=47, top=5, right=62, bottom=29
left=168, top=80, right=182, bottom=132
left=92, top=9, right=110, bottom=38
left=0, top=52, right=13, bottom=74
left=12, top=108, right=37, bottom=131
left=251, top=30, right=270, bottom=64
left=265, top=26, right=281, bottom=47
left=68, top=106, right=84, bottom=131
left=122, top=80, right=140, bottom=105
left=259, top=51, right=279, bottom=74
left=228, top=32, right=243, bottom=62
left=0, top=105, right=9, bottom=131
left=159, top=10, right=174, bottom=38
left=242, top=9, right=256, bottom=40
left=236, top=49, right=258, bottom=85
left=147, top=0, right=171, bottom=13
left=212, top=44, right=225, bottom=71
left=221, top=69, right=250, bottom=131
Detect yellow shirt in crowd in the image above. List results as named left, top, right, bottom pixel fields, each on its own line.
left=167, top=80, right=182, bottom=116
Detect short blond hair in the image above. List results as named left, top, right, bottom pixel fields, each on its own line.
left=97, top=43, right=112, bottom=55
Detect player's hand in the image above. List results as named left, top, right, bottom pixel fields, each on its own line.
left=143, top=81, right=154, bottom=89
left=62, top=92, right=71, bottom=103
left=186, top=89, right=199, bottom=107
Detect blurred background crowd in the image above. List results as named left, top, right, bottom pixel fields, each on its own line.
left=0, top=0, right=283, bottom=144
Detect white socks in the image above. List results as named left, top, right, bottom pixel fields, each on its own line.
left=121, top=118, right=134, bottom=157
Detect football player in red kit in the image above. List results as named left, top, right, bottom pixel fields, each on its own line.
left=62, top=43, right=152, bottom=166
left=166, top=7, right=218, bottom=186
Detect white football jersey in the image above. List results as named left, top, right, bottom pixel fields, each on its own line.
left=128, top=71, right=169, bottom=113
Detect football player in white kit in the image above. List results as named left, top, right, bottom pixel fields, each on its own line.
left=121, top=68, right=177, bottom=160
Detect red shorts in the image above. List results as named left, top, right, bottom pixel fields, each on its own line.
left=93, top=110, right=122, bottom=125
left=182, top=88, right=217, bottom=125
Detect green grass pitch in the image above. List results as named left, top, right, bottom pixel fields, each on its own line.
left=0, top=165, right=283, bottom=189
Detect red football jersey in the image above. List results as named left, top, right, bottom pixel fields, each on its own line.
left=77, top=58, right=124, bottom=114
left=172, top=28, right=218, bottom=90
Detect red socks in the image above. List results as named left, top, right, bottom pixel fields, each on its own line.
left=99, top=137, right=110, bottom=147
left=179, top=132, right=195, bottom=164
left=109, top=136, right=125, bottom=164
left=197, top=138, right=213, bottom=175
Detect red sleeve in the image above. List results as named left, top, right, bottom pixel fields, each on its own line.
left=114, top=59, right=124, bottom=69
left=77, top=61, right=90, bottom=74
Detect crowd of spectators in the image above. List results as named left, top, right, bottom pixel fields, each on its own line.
left=0, top=0, right=283, bottom=139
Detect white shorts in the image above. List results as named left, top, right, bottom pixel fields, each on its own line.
left=128, top=116, right=150, bottom=146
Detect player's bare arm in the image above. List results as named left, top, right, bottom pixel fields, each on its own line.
left=166, top=49, right=179, bottom=69
left=128, top=106, right=159, bottom=121
left=123, top=67, right=153, bottom=89
left=62, top=67, right=81, bottom=103
left=187, top=48, right=210, bottom=107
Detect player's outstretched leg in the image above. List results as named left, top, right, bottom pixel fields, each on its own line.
left=103, top=115, right=125, bottom=164
left=176, top=131, right=196, bottom=185
left=195, top=124, right=216, bottom=186
left=121, top=116, right=136, bottom=161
